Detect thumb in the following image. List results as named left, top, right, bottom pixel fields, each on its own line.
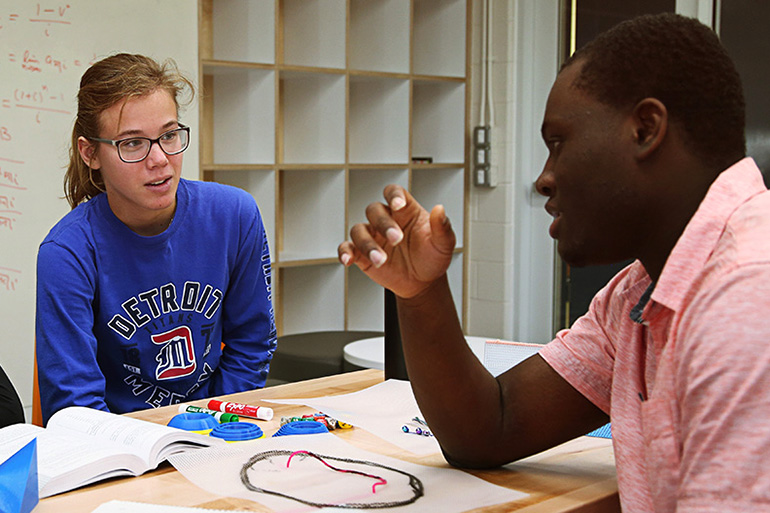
left=429, top=204, right=456, bottom=253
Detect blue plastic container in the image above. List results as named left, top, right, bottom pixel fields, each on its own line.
left=167, top=412, right=218, bottom=434
left=272, top=421, right=329, bottom=437
left=209, top=422, right=264, bottom=442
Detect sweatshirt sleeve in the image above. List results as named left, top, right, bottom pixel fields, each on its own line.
left=36, top=240, right=109, bottom=425
left=201, top=201, right=277, bottom=396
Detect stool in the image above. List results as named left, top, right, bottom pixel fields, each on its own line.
left=266, top=330, right=383, bottom=386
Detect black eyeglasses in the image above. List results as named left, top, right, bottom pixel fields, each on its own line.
left=90, top=124, right=190, bottom=163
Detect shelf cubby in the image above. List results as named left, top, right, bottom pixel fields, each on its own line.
left=413, top=0, right=467, bottom=77
left=279, top=168, right=345, bottom=262
left=411, top=166, right=465, bottom=247
left=210, top=0, right=275, bottom=64
left=347, top=266, right=386, bottom=331
left=200, top=0, right=469, bottom=335
left=280, top=71, right=346, bottom=164
left=281, top=0, right=346, bottom=69
left=347, top=247, right=465, bottom=333
left=348, top=168, right=409, bottom=227
left=349, top=76, right=410, bottom=164
left=211, top=169, right=276, bottom=255
left=204, top=67, right=276, bottom=165
left=350, top=0, right=410, bottom=73
left=411, top=79, right=466, bottom=163
left=279, top=264, right=345, bottom=334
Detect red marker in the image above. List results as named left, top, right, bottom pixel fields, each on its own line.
left=207, top=399, right=274, bottom=421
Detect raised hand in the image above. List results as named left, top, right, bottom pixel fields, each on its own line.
left=337, top=184, right=456, bottom=299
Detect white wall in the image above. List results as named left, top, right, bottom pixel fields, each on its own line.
left=0, top=0, right=199, bottom=421
left=467, top=0, right=560, bottom=343
left=465, top=0, right=715, bottom=343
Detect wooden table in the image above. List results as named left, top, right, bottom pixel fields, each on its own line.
left=36, top=369, right=619, bottom=512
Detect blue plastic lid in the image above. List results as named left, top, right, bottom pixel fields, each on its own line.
left=210, top=422, right=264, bottom=441
left=273, top=421, right=329, bottom=437
left=168, top=412, right=218, bottom=432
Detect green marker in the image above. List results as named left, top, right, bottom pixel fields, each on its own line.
left=178, top=404, right=239, bottom=423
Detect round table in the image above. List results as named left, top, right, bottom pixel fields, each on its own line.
left=343, top=336, right=489, bottom=370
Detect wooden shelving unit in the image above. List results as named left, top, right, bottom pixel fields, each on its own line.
left=199, top=0, right=470, bottom=336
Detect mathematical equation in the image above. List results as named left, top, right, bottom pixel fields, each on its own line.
left=8, top=49, right=93, bottom=74
left=0, top=152, right=28, bottom=293
left=0, top=163, right=24, bottom=188
left=1, top=84, right=72, bottom=124
left=0, top=266, right=21, bottom=292
left=1, top=2, right=84, bottom=128
left=0, top=189, right=19, bottom=232
left=0, top=213, right=17, bottom=232
left=0, top=158, right=26, bottom=234
left=0, top=3, right=81, bottom=295
left=0, top=3, right=72, bottom=37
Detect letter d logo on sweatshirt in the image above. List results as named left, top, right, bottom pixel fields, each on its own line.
left=152, top=326, right=197, bottom=380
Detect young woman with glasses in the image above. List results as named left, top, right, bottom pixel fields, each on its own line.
left=35, top=54, right=276, bottom=424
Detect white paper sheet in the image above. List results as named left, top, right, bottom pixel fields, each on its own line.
left=168, top=433, right=527, bottom=513
left=263, top=380, right=440, bottom=455
left=483, top=340, right=542, bottom=377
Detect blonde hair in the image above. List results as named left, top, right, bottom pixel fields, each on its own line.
left=65, top=53, right=195, bottom=208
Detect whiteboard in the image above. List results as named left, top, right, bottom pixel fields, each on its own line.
left=0, top=0, right=199, bottom=415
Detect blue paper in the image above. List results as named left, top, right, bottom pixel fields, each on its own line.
left=586, top=422, right=612, bottom=439
left=0, top=438, right=39, bottom=513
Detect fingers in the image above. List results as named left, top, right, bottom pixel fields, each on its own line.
left=338, top=184, right=443, bottom=271
left=352, top=221, right=389, bottom=268
left=337, top=241, right=356, bottom=267
left=365, top=201, right=403, bottom=247
left=383, top=184, right=407, bottom=212
left=339, top=185, right=416, bottom=270
left=429, top=204, right=456, bottom=252
left=376, top=184, right=427, bottom=241
left=337, top=223, right=385, bottom=269
left=382, top=186, right=454, bottom=254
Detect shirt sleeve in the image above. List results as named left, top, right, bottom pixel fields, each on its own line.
left=36, top=240, right=109, bottom=425
left=539, top=270, right=633, bottom=415
left=198, top=203, right=277, bottom=396
left=673, top=265, right=770, bottom=510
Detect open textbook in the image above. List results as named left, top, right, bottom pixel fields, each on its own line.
left=0, top=406, right=217, bottom=498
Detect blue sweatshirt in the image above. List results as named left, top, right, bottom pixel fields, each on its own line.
left=36, top=179, right=276, bottom=424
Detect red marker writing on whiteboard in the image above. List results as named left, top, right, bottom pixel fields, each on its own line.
left=207, top=399, right=274, bottom=421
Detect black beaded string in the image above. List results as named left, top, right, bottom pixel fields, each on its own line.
left=240, top=449, right=424, bottom=509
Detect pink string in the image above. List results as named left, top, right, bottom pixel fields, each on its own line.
left=287, top=450, right=387, bottom=494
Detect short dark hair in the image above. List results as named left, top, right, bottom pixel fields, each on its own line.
left=564, top=13, right=745, bottom=171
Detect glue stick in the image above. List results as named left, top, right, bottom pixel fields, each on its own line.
left=207, top=399, right=274, bottom=421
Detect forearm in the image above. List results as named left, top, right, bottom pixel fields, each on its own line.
left=214, top=324, right=276, bottom=393
left=36, top=306, right=108, bottom=422
left=211, top=281, right=276, bottom=394
left=212, top=219, right=277, bottom=394
left=36, top=244, right=108, bottom=423
left=396, top=275, right=506, bottom=466
left=396, top=275, right=606, bottom=467
left=340, top=186, right=603, bottom=466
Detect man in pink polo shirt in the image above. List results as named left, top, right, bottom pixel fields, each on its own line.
left=339, top=13, right=768, bottom=512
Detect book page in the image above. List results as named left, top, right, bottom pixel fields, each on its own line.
left=0, top=421, right=146, bottom=498
left=0, top=423, right=44, bottom=463
left=48, top=406, right=213, bottom=467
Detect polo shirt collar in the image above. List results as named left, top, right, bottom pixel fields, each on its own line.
left=648, top=157, right=765, bottom=315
